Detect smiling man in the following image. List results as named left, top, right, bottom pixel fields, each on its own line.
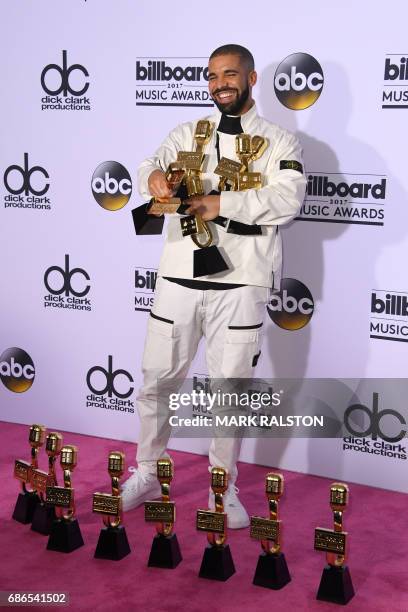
left=122, top=44, right=306, bottom=528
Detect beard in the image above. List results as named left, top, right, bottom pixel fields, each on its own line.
left=211, top=83, right=250, bottom=115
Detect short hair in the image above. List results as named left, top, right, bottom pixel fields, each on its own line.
left=209, top=44, right=255, bottom=71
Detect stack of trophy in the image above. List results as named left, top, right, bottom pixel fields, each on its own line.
left=12, top=424, right=355, bottom=605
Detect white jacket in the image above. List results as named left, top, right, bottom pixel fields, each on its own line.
left=138, top=104, right=306, bottom=288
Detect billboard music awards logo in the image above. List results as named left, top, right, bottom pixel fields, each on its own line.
left=136, top=57, right=213, bottom=107
left=267, top=278, right=314, bottom=330
left=274, top=53, right=324, bottom=110
left=86, top=355, right=135, bottom=414
left=43, top=255, right=92, bottom=311
left=382, top=54, right=408, bottom=109
left=91, top=162, right=132, bottom=211
left=0, top=347, right=35, bottom=393
left=41, top=50, right=91, bottom=111
left=135, top=267, right=157, bottom=312
left=369, top=289, right=408, bottom=342
left=343, top=392, right=407, bottom=461
left=3, top=153, right=51, bottom=211
left=299, top=172, right=387, bottom=225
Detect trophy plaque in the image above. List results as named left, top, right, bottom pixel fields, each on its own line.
left=46, top=445, right=84, bottom=553
left=250, top=473, right=291, bottom=590
left=31, top=432, right=63, bottom=535
left=93, top=451, right=131, bottom=560
left=314, top=483, right=355, bottom=604
left=12, top=424, right=46, bottom=524
left=144, top=458, right=182, bottom=568
left=196, top=467, right=235, bottom=581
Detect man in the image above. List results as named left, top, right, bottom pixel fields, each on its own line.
left=122, top=44, right=306, bottom=528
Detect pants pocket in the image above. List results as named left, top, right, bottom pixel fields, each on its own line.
left=221, top=328, right=260, bottom=379
left=142, top=315, right=175, bottom=374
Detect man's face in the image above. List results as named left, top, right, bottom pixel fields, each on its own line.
left=208, top=53, right=256, bottom=115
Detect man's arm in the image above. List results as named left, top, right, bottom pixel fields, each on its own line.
left=187, top=131, right=306, bottom=226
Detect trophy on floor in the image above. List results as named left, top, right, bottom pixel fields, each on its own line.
left=250, top=473, right=291, bottom=590
left=46, top=445, right=84, bottom=553
left=93, top=451, right=131, bottom=560
left=31, top=432, right=63, bottom=535
left=196, top=467, right=235, bottom=581
left=144, top=458, right=182, bottom=568
left=12, top=424, right=46, bottom=524
left=314, top=483, right=355, bottom=604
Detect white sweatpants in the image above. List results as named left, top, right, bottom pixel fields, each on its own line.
left=136, top=277, right=269, bottom=483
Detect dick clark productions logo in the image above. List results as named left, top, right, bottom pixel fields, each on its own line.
left=0, top=348, right=35, bottom=393
left=86, top=356, right=135, bottom=414
left=3, top=153, right=51, bottom=211
left=40, top=50, right=91, bottom=111
left=91, top=162, right=132, bottom=211
left=274, top=53, right=324, bottom=110
left=44, top=255, right=92, bottom=311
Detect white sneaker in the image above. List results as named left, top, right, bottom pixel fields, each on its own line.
left=208, top=484, right=250, bottom=529
left=121, top=466, right=161, bottom=511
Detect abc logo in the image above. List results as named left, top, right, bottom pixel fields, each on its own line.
left=91, top=161, right=132, bottom=211
left=344, top=392, right=406, bottom=443
left=267, top=278, right=314, bottom=330
left=0, top=347, right=35, bottom=393
left=4, top=153, right=49, bottom=196
left=44, top=254, right=90, bottom=297
left=274, top=53, right=324, bottom=110
left=41, top=50, right=89, bottom=97
left=87, top=356, right=134, bottom=399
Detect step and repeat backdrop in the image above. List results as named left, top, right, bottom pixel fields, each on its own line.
left=1, top=1, right=407, bottom=493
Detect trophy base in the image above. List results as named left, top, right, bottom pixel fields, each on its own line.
left=12, top=491, right=40, bottom=524
left=199, top=544, right=236, bottom=581
left=132, top=203, right=164, bottom=235
left=31, top=503, right=56, bottom=535
left=193, top=246, right=229, bottom=278
left=252, top=552, right=291, bottom=590
left=147, top=533, right=182, bottom=569
left=316, top=565, right=355, bottom=605
left=94, top=525, right=131, bottom=561
left=46, top=518, right=84, bottom=553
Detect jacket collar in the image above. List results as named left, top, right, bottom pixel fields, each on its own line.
left=213, top=102, right=258, bottom=134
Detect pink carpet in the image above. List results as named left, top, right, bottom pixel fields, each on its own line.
left=1, top=421, right=407, bottom=611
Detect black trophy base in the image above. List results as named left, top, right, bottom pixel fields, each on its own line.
left=199, top=544, right=236, bottom=581
left=132, top=203, right=164, bottom=235
left=148, top=533, right=182, bottom=569
left=94, top=525, right=131, bottom=561
left=46, top=518, right=84, bottom=553
left=12, top=491, right=40, bottom=524
left=316, top=565, right=355, bottom=605
left=253, top=552, right=291, bottom=590
left=193, top=246, right=229, bottom=277
left=31, top=503, right=56, bottom=535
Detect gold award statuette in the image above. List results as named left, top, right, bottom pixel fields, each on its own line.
left=314, top=483, right=355, bottom=604
left=46, top=445, right=84, bottom=553
left=197, top=467, right=235, bottom=581
left=144, top=458, right=182, bottom=568
left=30, top=432, right=63, bottom=535
left=250, top=473, right=291, bottom=590
left=147, top=163, right=186, bottom=215
left=12, top=424, right=46, bottom=524
left=236, top=133, right=268, bottom=191
left=93, top=451, right=131, bottom=560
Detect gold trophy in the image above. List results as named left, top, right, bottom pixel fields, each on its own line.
left=196, top=467, right=235, bottom=581
left=314, top=483, right=355, bottom=604
left=144, top=458, right=182, bottom=568
left=31, top=432, right=63, bottom=535
left=93, top=451, right=130, bottom=560
left=46, top=445, right=84, bottom=553
left=12, top=424, right=46, bottom=524
left=250, top=473, right=291, bottom=589
left=214, top=133, right=267, bottom=192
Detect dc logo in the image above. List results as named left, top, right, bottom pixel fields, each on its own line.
left=44, top=254, right=90, bottom=297
left=4, top=153, right=49, bottom=196
left=86, top=356, right=134, bottom=399
left=344, top=392, right=407, bottom=443
left=41, top=50, right=89, bottom=97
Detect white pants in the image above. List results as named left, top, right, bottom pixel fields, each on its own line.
left=136, top=277, right=269, bottom=483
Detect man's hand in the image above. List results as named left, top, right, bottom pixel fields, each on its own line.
left=148, top=169, right=173, bottom=198
left=185, top=195, right=220, bottom=221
